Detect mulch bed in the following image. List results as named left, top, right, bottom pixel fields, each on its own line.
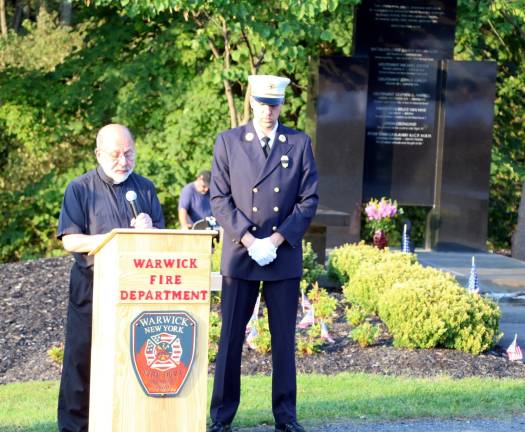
left=1, top=256, right=525, bottom=385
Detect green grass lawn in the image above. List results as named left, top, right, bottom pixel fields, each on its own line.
left=1, top=373, right=524, bottom=431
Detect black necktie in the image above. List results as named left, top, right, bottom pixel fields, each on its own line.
left=262, top=136, right=270, bottom=159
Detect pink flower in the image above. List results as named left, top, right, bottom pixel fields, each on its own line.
left=363, top=197, right=401, bottom=236
left=365, top=202, right=380, bottom=220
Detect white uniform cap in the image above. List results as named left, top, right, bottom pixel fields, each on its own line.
left=248, top=74, right=291, bottom=105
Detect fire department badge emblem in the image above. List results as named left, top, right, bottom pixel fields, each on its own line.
left=130, top=311, right=197, bottom=397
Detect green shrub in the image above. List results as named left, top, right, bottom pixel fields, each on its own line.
left=349, top=322, right=380, bottom=347
left=342, top=258, right=428, bottom=315
left=251, top=309, right=272, bottom=354
left=307, top=282, right=338, bottom=324
left=345, top=305, right=367, bottom=327
left=211, top=239, right=222, bottom=273
left=47, top=344, right=64, bottom=366
left=302, top=240, right=325, bottom=286
left=0, top=9, right=86, bottom=71
left=378, top=277, right=501, bottom=355
left=328, top=242, right=415, bottom=285
left=208, top=311, right=221, bottom=363
left=297, top=323, right=322, bottom=356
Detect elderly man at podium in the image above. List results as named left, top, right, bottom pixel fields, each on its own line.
left=56, top=124, right=165, bottom=432
left=209, top=75, right=319, bottom=432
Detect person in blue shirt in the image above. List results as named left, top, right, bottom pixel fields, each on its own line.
left=178, top=170, right=212, bottom=229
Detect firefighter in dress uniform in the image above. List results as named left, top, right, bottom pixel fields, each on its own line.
left=209, top=75, right=319, bottom=432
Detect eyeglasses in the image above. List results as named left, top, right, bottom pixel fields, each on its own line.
left=99, top=149, right=136, bottom=163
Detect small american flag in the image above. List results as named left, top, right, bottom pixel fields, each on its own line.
left=298, top=306, right=315, bottom=329
left=301, top=290, right=312, bottom=314
left=245, top=293, right=261, bottom=334
left=320, top=320, right=335, bottom=344
left=401, top=224, right=411, bottom=253
left=467, top=256, right=480, bottom=294
left=246, top=325, right=258, bottom=350
left=507, top=334, right=523, bottom=362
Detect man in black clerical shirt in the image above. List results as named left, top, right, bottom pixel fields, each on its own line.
left=56, top=124, right=164, bottom=432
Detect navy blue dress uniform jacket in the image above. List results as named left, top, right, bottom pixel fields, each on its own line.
left=211, top=121, right=318, bottom=280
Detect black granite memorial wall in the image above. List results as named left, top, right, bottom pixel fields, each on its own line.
left=312, top=0, right=497, bottom=250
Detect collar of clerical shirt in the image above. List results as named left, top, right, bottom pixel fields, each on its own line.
left=253, top=121, right=279, bottom=150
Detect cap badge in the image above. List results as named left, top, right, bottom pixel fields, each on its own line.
left=280, top=155, right=289, bottom=168
left=245, top=132, right=254, bottom=141
left=278, top=134, right=286, bottom=143
left=268, top=83, right=276, bottom=89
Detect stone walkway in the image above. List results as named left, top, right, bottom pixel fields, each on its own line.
left=236, top=415, right=525, bottom=431
left=416, top=250, right=525, bottom=348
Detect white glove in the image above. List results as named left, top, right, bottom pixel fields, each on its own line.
left=248, top=238, right=277, bottom=266
left=258, top=237, right=277, bottom=266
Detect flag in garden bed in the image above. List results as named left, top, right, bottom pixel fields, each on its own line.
left=401, top=224, right=411, bottom=253
left=467, top=256, right=480, bottom=295
left=320, top=320, right=335, bottom=343
left=507, top=334, right=523, bottom=362
left=301, top=289, right=312, bottom=314
left=298, top=305, right=315, bottom=329
left=245, top=293, right=261, bottom=334
left=246, top=326, right=258, bottom=350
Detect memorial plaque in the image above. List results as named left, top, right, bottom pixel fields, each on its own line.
left=354, top=0, right=457, bottom=59
left=362, top=57, right=440, bottom=204
left=356, top=0, right=457, bottom=205
left=312, top=0, right=496, bottom=251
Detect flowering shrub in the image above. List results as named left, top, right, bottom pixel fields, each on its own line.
left=364, top=197, right=402, bottom=237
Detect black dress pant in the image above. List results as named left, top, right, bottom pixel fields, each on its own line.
left=57, top=264, right=93, bottom=432
left=210, top=276, right=300, bottom=425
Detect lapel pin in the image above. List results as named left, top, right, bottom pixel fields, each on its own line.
left=278, top=134, right=286, bottom=143
left=245, top=132, right=254, bottom=141
left=280, top=155, right=289, bottom=168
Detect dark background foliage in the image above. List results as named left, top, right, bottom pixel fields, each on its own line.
left=0, top=0, right=523, bottom=261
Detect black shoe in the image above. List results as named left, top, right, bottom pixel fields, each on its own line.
left=275, top=421, right=306, bottom=432
left=209, top=422, right=232, bottom=432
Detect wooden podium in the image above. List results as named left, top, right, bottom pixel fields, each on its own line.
left=88, top=229, right=216, bottom=432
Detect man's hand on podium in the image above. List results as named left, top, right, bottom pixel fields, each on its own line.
left=131, top=213, right=154, bottom=229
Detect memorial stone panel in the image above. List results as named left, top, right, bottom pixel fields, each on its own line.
left=313, top=0, right=496, bottom=251
left=435, top=60, right=497, bottom=250
left=355, top=0, right=457, bottom=205
left=316, top=56, right=369, bottom=244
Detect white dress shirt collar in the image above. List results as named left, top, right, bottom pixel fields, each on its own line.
left=253, top=121, right=279, bottom=149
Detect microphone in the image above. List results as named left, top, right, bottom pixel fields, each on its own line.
left=125, top=190, right=139, bottom=218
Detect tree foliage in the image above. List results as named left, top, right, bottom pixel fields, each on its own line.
left=455, top=0, right=525, bottom=248
left=0, top=0, right=523, bottom=262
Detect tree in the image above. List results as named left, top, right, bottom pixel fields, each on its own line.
left=456, top=0, right=525, bottom=249
left=91, top=0, right=359, bottom=128
left=0, top=0, right=8, bottom=36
